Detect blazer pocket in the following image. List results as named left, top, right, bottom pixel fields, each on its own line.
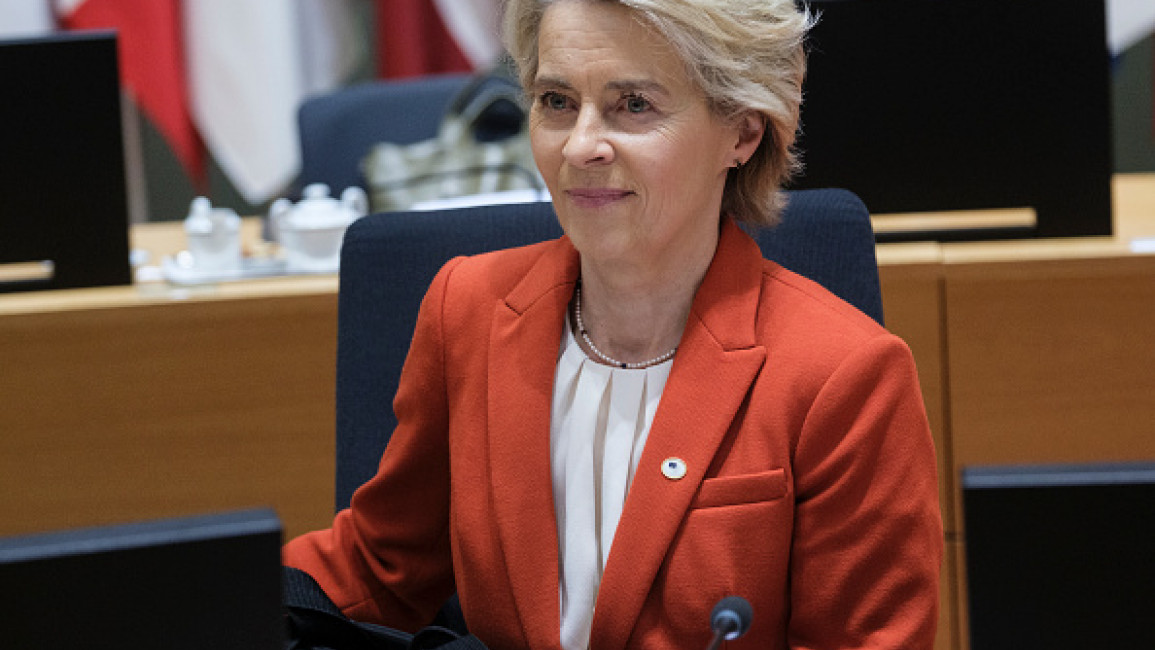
left=690, top=468, right=788, bottom=509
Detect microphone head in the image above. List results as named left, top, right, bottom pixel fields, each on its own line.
left=710, top=595, right=753, bottom=640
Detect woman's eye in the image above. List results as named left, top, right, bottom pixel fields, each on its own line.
left=624, top=94, right=651, bottom=113
left=540, top=91, right=569, bottom=111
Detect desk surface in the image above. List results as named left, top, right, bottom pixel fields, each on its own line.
left=0, top=216, right=335, bottom=316
left=874, top=172, right=1155, bottom=266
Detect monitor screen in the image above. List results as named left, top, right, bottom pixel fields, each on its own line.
left=0, top=509, right=285, bottom=649
left=0, top=31, right=131, bottom=292
left=962, top=462, right=1155, bottom=649
left=797, top=0, right=1113, bottom=241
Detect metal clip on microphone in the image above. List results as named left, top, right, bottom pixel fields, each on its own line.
left=706, top=596, right=752, bottom=650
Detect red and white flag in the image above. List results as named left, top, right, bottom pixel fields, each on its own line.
left=376, top=0, right=469, bottom=79
left=431, top=0, right=502, bottom=71
left=184, top=0, right=363, bottom=204
left=376, top=0, right=500, bottom=78
left=50, top=0, right=505, bottom=204
left=55, top=0, right=204, bottom=186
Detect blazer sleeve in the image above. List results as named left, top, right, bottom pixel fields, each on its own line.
left=787, top=333, right=943, bottom=650
left=282, top=258, right=464, bottom=632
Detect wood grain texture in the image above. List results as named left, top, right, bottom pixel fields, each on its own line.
left=0, top=293, right=338, bottom=540
left=943, top=255, right=1155, bottom=534
left=880, top=262, right=953, bottom=533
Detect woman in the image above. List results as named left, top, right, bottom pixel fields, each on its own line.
left=284, top=0, right=942, bottom=648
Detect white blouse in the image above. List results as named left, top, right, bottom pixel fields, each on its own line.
left=549, top=318, right=673, bottom=650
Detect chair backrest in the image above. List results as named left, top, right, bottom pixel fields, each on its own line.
left=333, top=189, right=882, bottom=510
left=296, top=74, right=471, bottom=194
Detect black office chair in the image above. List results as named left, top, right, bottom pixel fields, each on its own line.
left=333, top=189, right=882, bottom=511
left=296, top=74, right=471, bottom=194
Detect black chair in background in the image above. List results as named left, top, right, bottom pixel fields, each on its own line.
left=296, top=74, right=471, bottom=195
left=333, top=189, right=883, bottom=510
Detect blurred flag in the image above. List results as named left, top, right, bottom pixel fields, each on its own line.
left=184, top=0, right=362, bottom=204
left=432, top=0, right=502, bottom=70
left=1107, top=0, right=1155, bottom=56
left=377, top=0, right=470, bottom=78
left=0, top=0, right=54, bottom=38
left=42, top=0, right=502, bottom=204
left=56, top=0, right=204, bottom=186
left=1106, top=0, right=1155, bottom=143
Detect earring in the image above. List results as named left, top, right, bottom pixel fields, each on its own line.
left=733, top=158, right=744, bottom=169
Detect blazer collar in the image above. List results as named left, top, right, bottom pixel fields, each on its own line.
left=487, top=236, right=579, bottom=650
left=486, top=221, right=767, bottom=649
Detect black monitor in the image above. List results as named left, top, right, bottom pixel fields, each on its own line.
left=962, top=462, right=1155, bottom=649
left=0, top=509, right=285, bottom=649
left=797, top=0, right=1113, bottom=242
left=0, top=31, right=132, bottom=292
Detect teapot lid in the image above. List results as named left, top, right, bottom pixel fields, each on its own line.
left=301, top=183, right=333, bottom=201
left=282, top=183, right=357, bottom=229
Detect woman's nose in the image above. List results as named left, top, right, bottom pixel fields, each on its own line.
left=562, top=105, right=614, bottom=168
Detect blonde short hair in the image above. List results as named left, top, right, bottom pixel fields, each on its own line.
left=503, top=0, right=812, bottom=227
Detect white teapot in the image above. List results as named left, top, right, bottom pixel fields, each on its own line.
left=270, top=183, right=368, bottom=273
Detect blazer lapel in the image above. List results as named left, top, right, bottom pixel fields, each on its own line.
left=589, top=220, right=769, bottom=650
left=487, top=238, right=580, bottom=650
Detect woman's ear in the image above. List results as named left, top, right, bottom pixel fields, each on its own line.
left=733, top=111, right=766, bottom=166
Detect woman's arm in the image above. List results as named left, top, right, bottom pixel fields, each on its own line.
left=282, top=258, right=466, bottom=632
left=788, top=334, right=943, bottom=649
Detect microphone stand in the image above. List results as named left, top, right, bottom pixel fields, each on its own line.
left=705, top=624, right=735, bottom=650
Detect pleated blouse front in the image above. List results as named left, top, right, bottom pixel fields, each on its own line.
left=549, top=319, right=673, bottom=650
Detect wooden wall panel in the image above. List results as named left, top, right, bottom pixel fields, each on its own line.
left=879, top=262, right=952, bottom=532
left=944, top=255, right=1155, bottom=534
left=881, top=261, right=956, bottom=650
left=954, top=541, right=971, bottom=650
left=0, top=293, right=339, bottom=540
left=938, top=540, right=961, bottom=650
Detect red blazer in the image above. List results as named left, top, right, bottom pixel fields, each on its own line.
left=283, top=219, right=942, bottom=649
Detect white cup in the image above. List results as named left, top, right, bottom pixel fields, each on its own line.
left=184, top=197, right=242, bottom=272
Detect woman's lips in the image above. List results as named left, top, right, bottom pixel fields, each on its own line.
left=565, top=188, right=633, bottom=209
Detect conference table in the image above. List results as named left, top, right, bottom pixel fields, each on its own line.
left=2, top=173, right=1153, bottom=650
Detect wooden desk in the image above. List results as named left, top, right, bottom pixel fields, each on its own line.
left=0, top=243, right=339, bottom=541
left=2, top=174, right=1153, bottom=650
left=874, top=173, right=1155, bottom=650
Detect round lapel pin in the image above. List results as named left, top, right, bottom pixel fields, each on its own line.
left=661, top=457, right=687, bottom=480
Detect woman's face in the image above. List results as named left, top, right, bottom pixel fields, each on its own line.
left=529, top=0, right=755, bottom=273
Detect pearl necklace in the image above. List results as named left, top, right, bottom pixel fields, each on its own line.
left=572, top=282, right=677, bottom=370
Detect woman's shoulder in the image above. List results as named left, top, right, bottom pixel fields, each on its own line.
left=750, top=260, right=920, bottom=407
left=755, top=259, right=898, bottom=354
left=436, top=236, right=575, bottom=303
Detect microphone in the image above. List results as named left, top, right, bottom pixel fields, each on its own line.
left=706, top=596, right=752, bottom=650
